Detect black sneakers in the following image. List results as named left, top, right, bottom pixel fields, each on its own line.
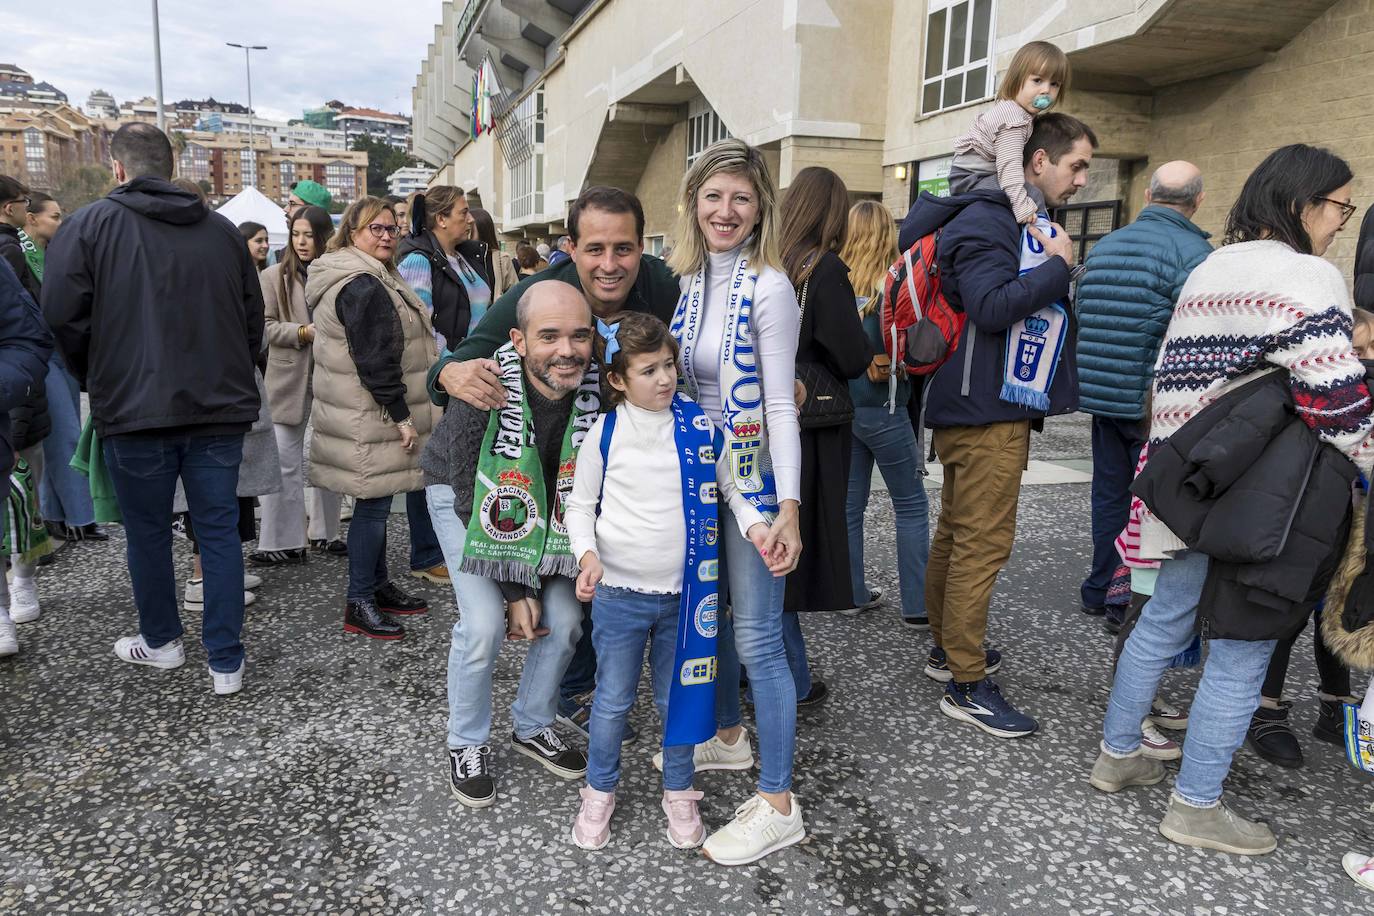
left=1246, top=702, right=1303, bottom=768
left=310, top=538, right=348, bottom=556
left=249, top=548, right=308, bottom=567
left=375, top=581, right=428, bottom=616
left=448, top=745, right=495, bottom=808
left=511, top=727, right=587, bottom=779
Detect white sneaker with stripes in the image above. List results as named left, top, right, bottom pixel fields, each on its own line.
left=113, top=634, right=186, bottom=670
left=703, top=794, right=805, bottom=866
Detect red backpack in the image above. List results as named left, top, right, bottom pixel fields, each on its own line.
left=881, top=228, right=965, bottom=376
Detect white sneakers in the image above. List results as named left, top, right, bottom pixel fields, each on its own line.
left=114, top=634, right=186, bottom=669
left=0, top=617, right=17, bottom=656
left=114, top=633, right=244, bottom=695
left=183, top=578, right=257, bottom=612
left=210, top=662, right=244, bottom=696
left=702, top=794, right=806, bottom=866
left=652, top=730, right=755, bottom=773
left=9, top=577, right=40, bottom=623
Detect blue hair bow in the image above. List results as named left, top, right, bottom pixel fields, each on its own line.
left=596, top=317, right=621, bottom=364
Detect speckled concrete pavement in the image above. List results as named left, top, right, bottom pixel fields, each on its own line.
left=1, top=415, right=1370, bottom=915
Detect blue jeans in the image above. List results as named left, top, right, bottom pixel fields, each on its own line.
left=846, top=406, right=929, bottom=619
left=39, top=355, right=95, bottom=527
left=346, top=495, right=393, bottom=602
left=103, top=433, right=245, bottom=672
left=586, top=585, right=694, bottom=792
left=714, top=518, right=795, bottom=794
left=781, top=613, right=811, bottom=699
left=406, top=489, right=443, bottom=571
left=1104, top=550, right=1277, bottom=806
left=558, top=604, right=598, bottom=714
left=427, top=485, right=583, bottom=746
left=1083, top=416, right=1146, bottom=608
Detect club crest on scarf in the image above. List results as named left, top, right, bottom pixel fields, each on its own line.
left=461, top=342, right=600, bottom=586
left=671, top=251, right=779, bottom=519
left=1001, top=215, right=1069, bottom=411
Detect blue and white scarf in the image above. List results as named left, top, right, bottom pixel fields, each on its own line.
left=1000, top=215, right=1069, bottom=411
left=671, top=250, right=778, bottom=519
left=598, top=393, right=720, bottom=747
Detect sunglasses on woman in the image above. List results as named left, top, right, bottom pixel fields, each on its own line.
left=366, top=223, right=402, bottom=239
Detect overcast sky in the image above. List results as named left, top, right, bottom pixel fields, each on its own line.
left=7, top=1, right=444, bottom=122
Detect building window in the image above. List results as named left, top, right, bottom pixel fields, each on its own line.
left=921, top=0, right=994, bottom=116
left=686, top=99, right=730, bottom=167
left=325, top=161, right=355, bottom=202
left=279, top=161, right=294, bottom=193
left=239, top=147, right=257, bottom=185
left=1050, top=200, right=1122, bottom=264
left=179, top=142, right=209, bottom=182
left=507, top=89, right=545, bottom=222
left=24, top=128, right=45, bottom=184
left=645, top=235, right=664, bottom=256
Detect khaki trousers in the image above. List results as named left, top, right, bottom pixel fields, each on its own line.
left=925, top=420, right=1030, bottom=682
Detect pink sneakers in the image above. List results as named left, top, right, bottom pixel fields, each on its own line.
left=662, top=789, right=705, bottom=849
left=571, top=787, right=615, bottom=850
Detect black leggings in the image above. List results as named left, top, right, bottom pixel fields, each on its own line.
left=1261, top=605, right=1350, bottom=700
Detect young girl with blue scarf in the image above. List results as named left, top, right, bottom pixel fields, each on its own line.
left=564, top=313, right=769, bottom=851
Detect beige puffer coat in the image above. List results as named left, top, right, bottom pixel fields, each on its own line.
left=305, top=246, right=440, bottom=499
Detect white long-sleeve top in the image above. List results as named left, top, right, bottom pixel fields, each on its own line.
left=565, top=401, right=768, bottom=594
left=682, top=246, right=803, bottom=504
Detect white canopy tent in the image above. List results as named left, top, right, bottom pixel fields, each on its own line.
left=215, top=186, right=288, bottom=248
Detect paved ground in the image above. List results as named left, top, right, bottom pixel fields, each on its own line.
left=2, top=415, right=1371, bottom=915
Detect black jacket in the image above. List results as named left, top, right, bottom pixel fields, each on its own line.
left=795, top=251, right=871, bottom=385
left=0, top=225, right=49, bottom=448
left=41, top=177, right=263, bottom=437
left=0, top=224, right=40, bottom=304
left=898, top=189, right=1076, bottom=429
left=1355, top=207, right=1374, bottom=311
left=395, top=231, right=491, bottom=349
left=0, top=262, right=53, bottom=475
left=1133, top=371, right=1358, bottom=640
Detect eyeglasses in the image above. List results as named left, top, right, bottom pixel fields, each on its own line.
left=365, top=223, right=402, bottom=239
left=1315, top=196, right=1358, bottom=227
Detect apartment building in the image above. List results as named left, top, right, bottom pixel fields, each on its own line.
left=175, top=133, right=367, bottom=204
left=335, top=107, right=412, bottom=150
left=388, top=166, right=437, bottom=197
left=193, top=111, right=346, bottom=151
left=0, top=104, right=110, bottom=192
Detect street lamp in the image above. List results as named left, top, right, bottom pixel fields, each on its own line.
left=226, top=42, right=267, bottom=189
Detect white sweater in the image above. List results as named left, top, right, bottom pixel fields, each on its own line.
left=1139, top=239, right=1374, bottom=558
left=564, top=401, right=768, bottom=594
left=682, top=247, right=802, bottom=503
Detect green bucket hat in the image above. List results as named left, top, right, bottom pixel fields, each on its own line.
left=292, top=179, right=332, bottom=209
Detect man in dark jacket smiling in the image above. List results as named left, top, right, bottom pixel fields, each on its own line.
left=899, top=113, right=1096, bottom=739
left=42, top=122, right=264, bottom=696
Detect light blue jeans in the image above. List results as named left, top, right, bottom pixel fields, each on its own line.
left=39, top=355, right=96, bottom=527
left=586, top=585, right=694, bottom=792
left=427, top=484, right=583, bottom=748
left=846, top=406, right=929, bottom=619
left=714, top=519, right=796, bottom=794
left=1103, top=550, right=1277, bottom=807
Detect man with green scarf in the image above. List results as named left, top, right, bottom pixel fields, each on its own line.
left=420, top=281, right=597, bottom=808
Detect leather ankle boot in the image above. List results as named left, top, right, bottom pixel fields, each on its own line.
left=1246, top=702, right=1302, bottom=769
left=344, top=599, right=405, bottom=640
left=375, top=581, right=428, bottom=615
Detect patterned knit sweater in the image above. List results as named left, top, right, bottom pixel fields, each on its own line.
left=1140, top=239, right=1374, bottom=558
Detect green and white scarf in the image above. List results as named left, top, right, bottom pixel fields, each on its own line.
left=459, top=341, right=600, bottom=586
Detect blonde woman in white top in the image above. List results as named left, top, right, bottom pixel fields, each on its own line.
left=665, top=138, right=804, bottom=866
